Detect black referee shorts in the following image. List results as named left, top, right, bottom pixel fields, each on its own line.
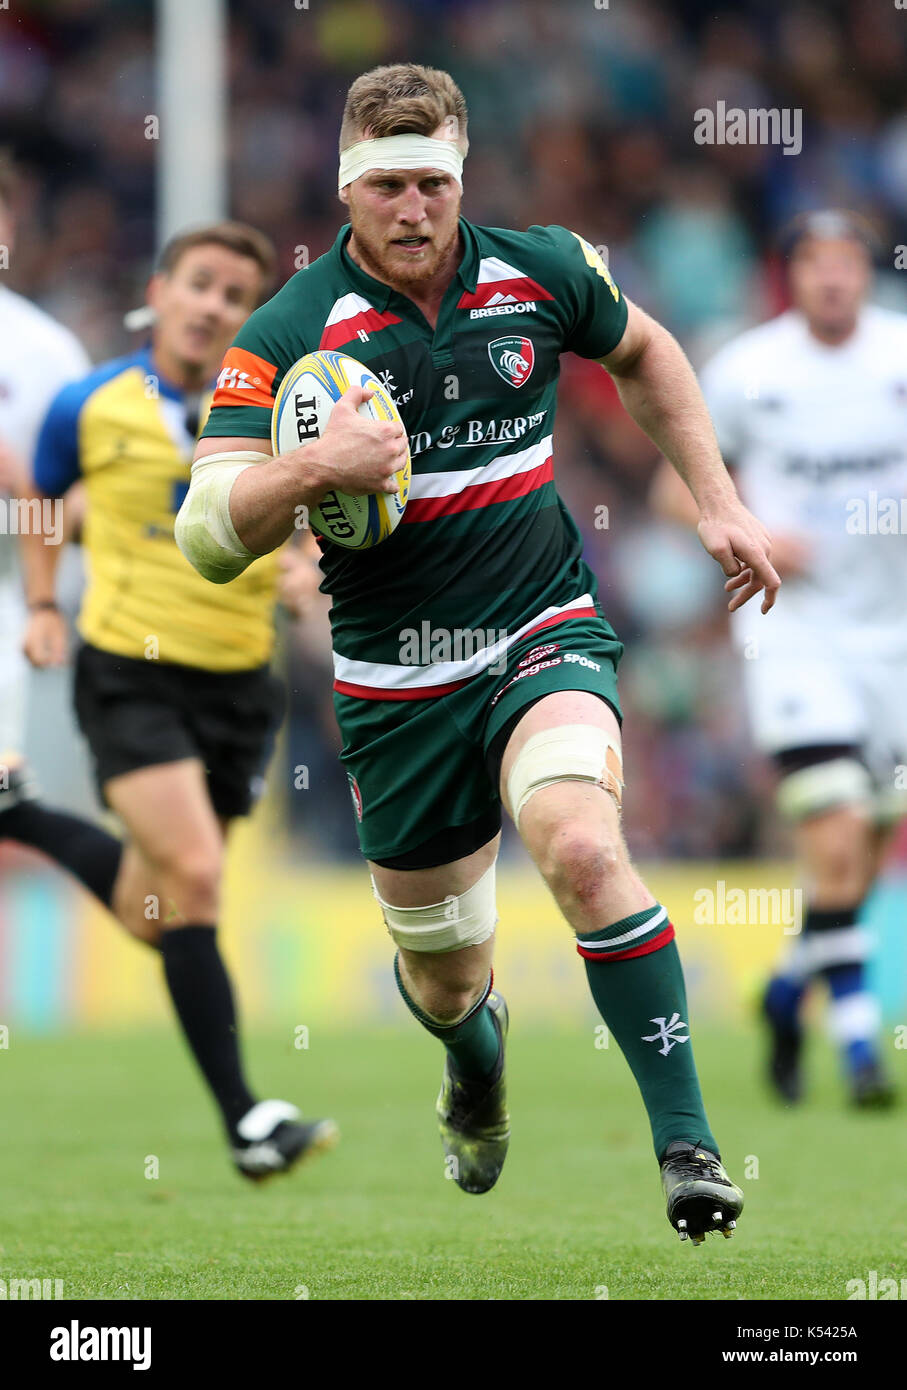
left=73, top=642, right=285, bottom=819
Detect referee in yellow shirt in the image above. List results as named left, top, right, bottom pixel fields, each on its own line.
left=9, top=222, right=336, bottom=1179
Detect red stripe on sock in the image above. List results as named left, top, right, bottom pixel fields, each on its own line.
left=576, top=921, right=675, bottom=963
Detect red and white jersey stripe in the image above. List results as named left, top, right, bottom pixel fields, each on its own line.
left=404, top=434, right=553, bottom=522
left=457, top=256, right=554, bottom=310
left=333, top=592, right=598, bottom=699
left=319, top=293, right=402, bottom=351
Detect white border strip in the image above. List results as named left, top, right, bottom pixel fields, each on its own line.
left=333, top=592, right=597, bottom=690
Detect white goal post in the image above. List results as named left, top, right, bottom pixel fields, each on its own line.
left=156, top=0, right=227, bottom=246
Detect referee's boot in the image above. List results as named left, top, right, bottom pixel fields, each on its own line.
left=436, top=990, right=510, bottom=1194
left=231, top=1100, right=339, bottom=1182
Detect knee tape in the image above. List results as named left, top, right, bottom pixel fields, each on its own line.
left=506, top=724, right=624, bottom=826
left=372, top=861, right=498, bottom=953
left=776, top=757, right=873, bottom=822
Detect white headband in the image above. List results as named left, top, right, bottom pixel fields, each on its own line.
left=338, top=134, right=464, bottom=191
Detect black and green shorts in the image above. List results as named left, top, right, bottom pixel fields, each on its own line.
left=334, top=613, right=623, bottom=869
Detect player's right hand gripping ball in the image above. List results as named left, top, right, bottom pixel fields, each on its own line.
left=271, top=349, right=410, bottom=549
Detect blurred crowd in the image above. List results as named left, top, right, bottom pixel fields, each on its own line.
left=4, top=0, right=907, bottom=860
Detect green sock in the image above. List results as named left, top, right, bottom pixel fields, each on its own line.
left=393, top=953, right=501, bottom=1082
left=578, top=904, right=718, bottom=1160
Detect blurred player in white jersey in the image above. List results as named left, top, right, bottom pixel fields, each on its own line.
left=0, top=151, right=90, bottom=755
left=654, top=210, right=905, bottom=1107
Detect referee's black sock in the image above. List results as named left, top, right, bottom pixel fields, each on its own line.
left=159, top=925, right=257, bottom=1137
left=0, top=800, right=123, bottom=908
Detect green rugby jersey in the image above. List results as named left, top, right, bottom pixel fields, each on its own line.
left=203, top=217, right=628, bottom=699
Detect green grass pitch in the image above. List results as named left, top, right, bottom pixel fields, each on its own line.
left=2, top=1024, right=904, bottom=1300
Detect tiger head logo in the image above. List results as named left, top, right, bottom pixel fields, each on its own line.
left=488, top=336, right=535, bottom=388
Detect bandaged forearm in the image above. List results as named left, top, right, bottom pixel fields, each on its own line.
left=174, top=451, right=270, bottom=583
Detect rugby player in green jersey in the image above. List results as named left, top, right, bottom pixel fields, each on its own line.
left=178, top=64, right=780, bottom=1245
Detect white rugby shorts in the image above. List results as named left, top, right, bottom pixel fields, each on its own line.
left=741, top=632, right=907, bottom=812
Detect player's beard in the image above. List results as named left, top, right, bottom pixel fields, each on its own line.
left=350, top=211, right=462, bottom=291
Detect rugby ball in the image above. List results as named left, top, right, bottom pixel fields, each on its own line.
left=271, top=349, right=411, bottom=549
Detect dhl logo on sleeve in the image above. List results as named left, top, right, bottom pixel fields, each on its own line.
left=212, top=347, right=278, bottom=409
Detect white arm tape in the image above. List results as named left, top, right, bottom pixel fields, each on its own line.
left=174, top=450, right=271, bottom=584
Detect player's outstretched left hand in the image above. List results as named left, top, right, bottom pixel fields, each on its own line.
left=697, top=505, right=781, bottom=614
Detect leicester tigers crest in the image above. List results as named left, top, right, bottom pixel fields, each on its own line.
left=488, top=336, right=535, bottom=388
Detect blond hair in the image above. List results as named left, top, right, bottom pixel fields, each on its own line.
left=340, top=64, right=468, bottom=156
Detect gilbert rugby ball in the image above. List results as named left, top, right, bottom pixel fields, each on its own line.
left=271, top=349, right=411, bottom=549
